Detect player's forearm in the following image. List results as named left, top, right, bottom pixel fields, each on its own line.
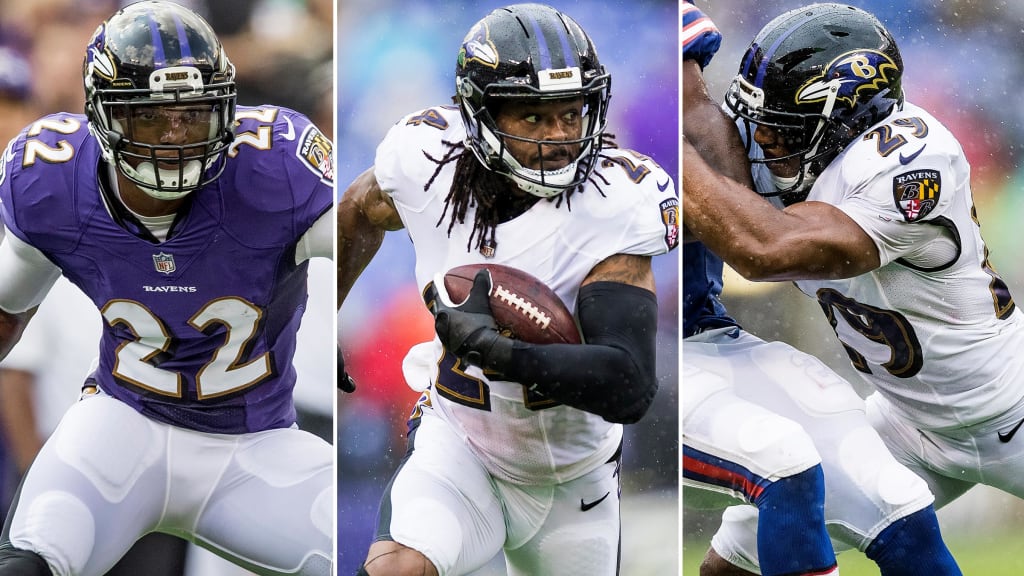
left=504, top=341, right=656, bottom=424
left=682, top=140, right=832, bottom=281
left=337, top=199, right=385, bottom=308
left=682, top=60, right=754, bottom=190
left=337, top=167, right=403, bottom=308
left=684, top=111, right=754, bottom=191
left=497, top=282, right=659, bottom=424
left=682, top=140, right=879, bottom=281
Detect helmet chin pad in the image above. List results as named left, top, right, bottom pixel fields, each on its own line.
left=124, top=159, right=203, bottom=200
left=505, top=157, right=581, bottom=198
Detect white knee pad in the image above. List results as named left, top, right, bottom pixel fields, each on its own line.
left=685, top=389, right=821, bottom=506
left=9, top=492, right=95, bottom=576
left=689, top=381, right=821, bottom=478
left=740, top=410, right=820, bottom=479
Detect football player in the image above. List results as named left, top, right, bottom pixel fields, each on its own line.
left=0, top=2, right=333, bottom=575
left=683, top=2, right=962, bottom=576
left=338, top=4, right=677, bottom=575
left=682, top=3, right=837, bottom=575
left=684, top=2, right=1024, bottom=574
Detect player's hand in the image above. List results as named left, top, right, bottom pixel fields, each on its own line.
left=423, top=269, right=511, bottom=370
left=338, top=345, right=356, bottom=393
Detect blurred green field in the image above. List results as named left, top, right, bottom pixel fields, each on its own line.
left=683, top=534, right=1024, bottom=575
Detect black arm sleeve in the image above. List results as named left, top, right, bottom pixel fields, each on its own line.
left=494, top=281, right=659, bottom=424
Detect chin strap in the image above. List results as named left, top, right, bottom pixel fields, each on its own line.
left=508, top=160, right=579, bottom=198
left=770, top=170, right=817, bottom=204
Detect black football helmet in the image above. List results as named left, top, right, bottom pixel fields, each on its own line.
left=725, top=3, right=903, bottom=202
left=455, top=3, right=611, bottom=198
left=83, top=1, right=236, bottom=200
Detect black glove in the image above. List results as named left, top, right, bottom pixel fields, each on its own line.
left=338, top=345, right=356, bottom=393
left=424, top=269, right=513, bottom=372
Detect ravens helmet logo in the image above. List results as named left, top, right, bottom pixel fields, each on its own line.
left=458, top=22, right=499, bottom=70
left=796, top=49, right=899, bottom=109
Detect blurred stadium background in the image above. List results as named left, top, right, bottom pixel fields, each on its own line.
left=688, top=0, right=1024, bottom=573
left=336, top=0, right=680, bottom=574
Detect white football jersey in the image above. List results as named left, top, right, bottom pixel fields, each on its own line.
left=754, top=102, right=1024, bottom=431
left=375, top=105, right=677, bottom=484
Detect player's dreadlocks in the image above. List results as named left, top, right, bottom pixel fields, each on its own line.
left=425, top=136, right=614, bottom=254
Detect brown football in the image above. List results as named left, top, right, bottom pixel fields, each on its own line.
left=443, top=263, right=581, bottom=345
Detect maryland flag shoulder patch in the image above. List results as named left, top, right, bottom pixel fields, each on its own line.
left=660, top=197, right=680, bottom=249
left=296, top=124, right=334, bottom=185
left=892, top=170, right=940, bottom=222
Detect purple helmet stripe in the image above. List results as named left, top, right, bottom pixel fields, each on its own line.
left=171, top=13, right=193, bottom=60
left=528, top=16, right=553, bottom=70
left=147, top=9, right=166, bottom=66
left=553, top=17, right=576, bottom=68
left=739, top=44, right=757, bottom=78
left=753, top=12, right=818, bottom=87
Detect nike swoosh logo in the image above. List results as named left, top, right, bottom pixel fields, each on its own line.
left=281, top=117, right=295, bottom=141
left=580, top=492, right=610, bottom=512
left=657, top=179, right=670, bottom=192
left=998, top=417, right=1024, bottom=442
left=898, top=144, right=926, bottom=165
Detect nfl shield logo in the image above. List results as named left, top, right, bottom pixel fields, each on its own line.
left=153, top=252, right=176, bottom=274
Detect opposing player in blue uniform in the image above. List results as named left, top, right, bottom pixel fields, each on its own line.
left=684, top=3, right=961, bottom=576
left=682, top=4, right=837, bottom=575
left=0, top=2, right=333, bottom=575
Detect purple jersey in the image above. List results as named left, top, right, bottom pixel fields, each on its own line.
left=0, top=106, right=333, bottom=433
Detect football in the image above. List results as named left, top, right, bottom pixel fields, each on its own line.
left=444, top=263, right=582, bottom=345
